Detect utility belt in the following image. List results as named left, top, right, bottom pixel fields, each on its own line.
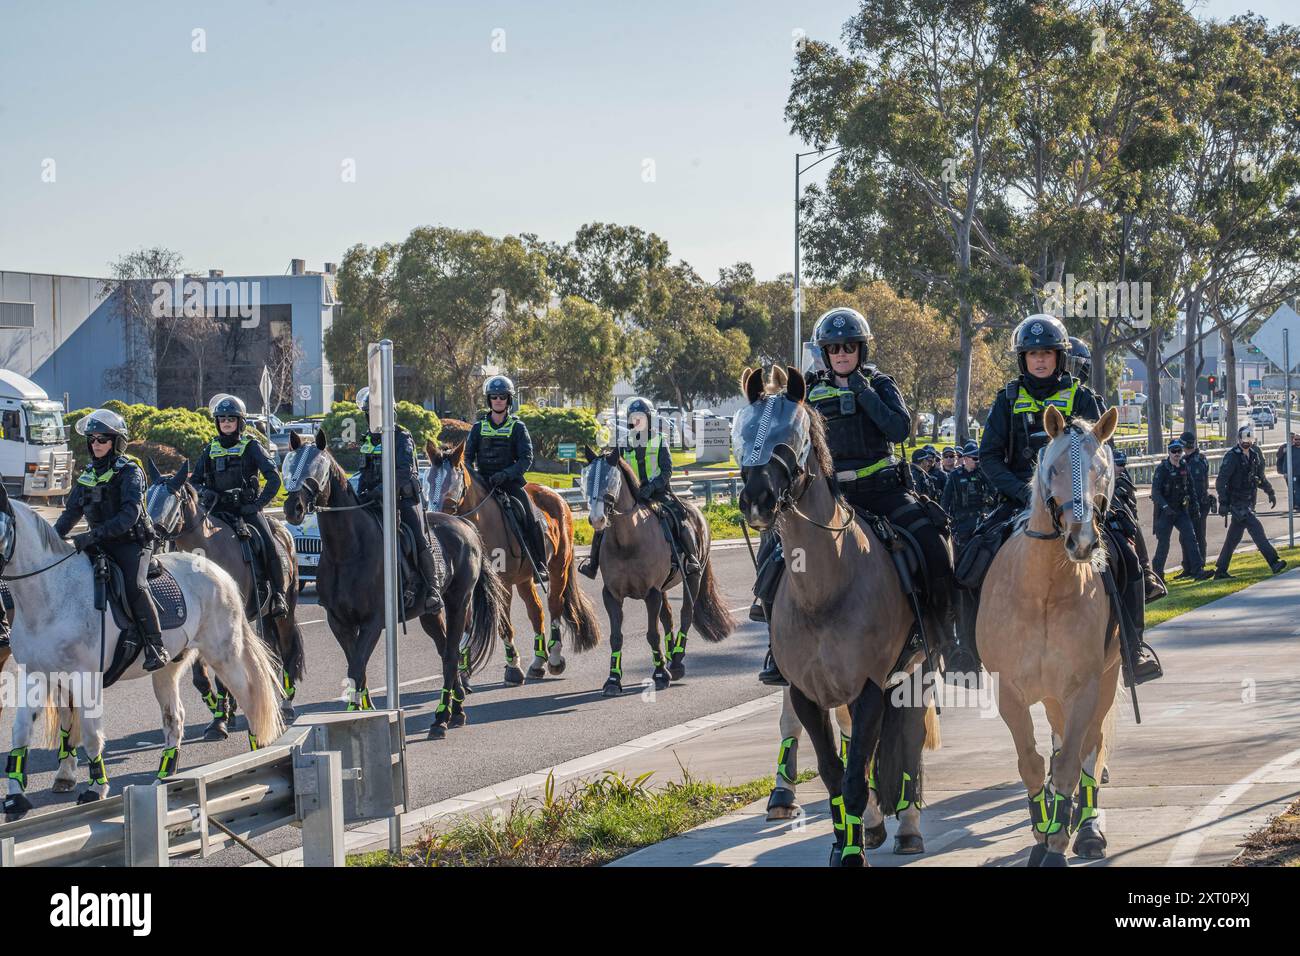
left=834, top=458, right=904, bottom=493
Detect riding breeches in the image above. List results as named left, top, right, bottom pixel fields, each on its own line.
left=101, top=539, right=162, bottom=636
left=398, top=497, right=431, bottom=556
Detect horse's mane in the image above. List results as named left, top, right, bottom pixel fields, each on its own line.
left=611, top=450, right=641, bottom=493
left=316, top=445, right=355, bottom=502
left=12, top=499, right=74, bottom=555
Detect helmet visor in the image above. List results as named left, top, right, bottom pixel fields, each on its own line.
left=75, top=409, right=128, bottom=437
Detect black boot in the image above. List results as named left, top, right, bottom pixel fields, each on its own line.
left=579, top=531, right=603, bottom=579
left=527, top=519, right=549, bottom=584
left=758, top=642, right=787, bottom=686
left=418, top=548, right=443, bottom=613
left=142, top=631, right=171, bottom=672
left=1125, top=580, right=1162, bottom=684
left=677, top=521, right=702, bottom=576
left=749, top=598, right=766, bottom=622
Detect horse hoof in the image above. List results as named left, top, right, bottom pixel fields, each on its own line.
left=1041, top=850, right=1069, bottom=867
left=893, top=833, right=925, bottom=855
left=3, top=794, right=33, bottom=821
left=280, top=703, right=296, bottom=723
left=864, top=822, right=887, bottom=850
left=457, top=672, right=475, bottom=695
left=602, top=679, right=623, bottom=697
left=765, top=788, right=799, bottom=820
left=504, top=665, right=525, bottom=686
left=668, top=661, right=685, bottom=680
left=526, top=659, right=547, bottom=681
left=547, top=657, right=566, bottom=676
left=76, top=790, right=103, bottom=805
left=1100, top=766, right=1110, bottom=785
left=653, top=669, right=671, bottom=691
left=1073, top=825, right=1108, bottom=859
left=427, top=723, right=447, bottom=741
left=449, top=712, right=467, bottom=729
left=204, top=720, right=229, bottom=742
left=51, top=778, right=76, bottom=794
left=1027, top=843, right=1048, bottom=867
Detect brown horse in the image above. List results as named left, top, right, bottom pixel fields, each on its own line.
left=579, top=446, right=733, bottom=695
left=736, top=364, right=939, bottom=865
left=978, top=405, right=1122, bottom=866
left=425, top=441, right=601, bottom=684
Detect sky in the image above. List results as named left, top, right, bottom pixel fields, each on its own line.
left=0, top=0, right=1292, bottom=283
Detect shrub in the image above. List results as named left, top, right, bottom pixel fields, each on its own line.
left=515, top=405, right=602, bottom=460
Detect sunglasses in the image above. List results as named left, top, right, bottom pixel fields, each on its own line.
left=216, top=415, right=239, bottom=423
left=89, top=435, right=112, bottom=445
left=826, top=343, right=859, bottom=355
left=1170, top=449, right=1183, bottom=455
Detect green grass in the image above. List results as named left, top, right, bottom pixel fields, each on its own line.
left=1147, top=544, right=1300, bottom=629
left=348, top=767, right=813, bottom=868
left=524, top=471, right=578, bottom=488
left=570, top=502, right=744, bottom=546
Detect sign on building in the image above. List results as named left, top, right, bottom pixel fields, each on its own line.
left=694, top=415, right=731, bottom=465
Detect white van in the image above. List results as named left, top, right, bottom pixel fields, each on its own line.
left=0, top=370, right=75, bottom=499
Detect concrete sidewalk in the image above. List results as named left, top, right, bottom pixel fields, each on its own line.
left=610, top=569, right=1300, bottom=867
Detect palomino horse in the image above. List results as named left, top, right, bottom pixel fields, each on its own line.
left=145, top=460, right=306, bottom=738
left=0, top=485, right=285, bottom=819
left=978, top=404, right=1121, bottom=866
left=281, top=430, right=509, bottom=739
left=736, top=365, right=939, bottom=866
left=425, top=440, right=601, bottom=685
left=579, top=447, right=733, bottom=695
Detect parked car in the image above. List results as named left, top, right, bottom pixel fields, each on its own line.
left=939, top=416, right=980, bottom=440
left=284, top=419, right=319, bottom=437
left=1250, top=404, right=1276, bottom=428
left=247, top=413, right=293, bottom=463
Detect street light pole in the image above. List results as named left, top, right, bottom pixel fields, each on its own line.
left=793, top=145, right=843, bottom=367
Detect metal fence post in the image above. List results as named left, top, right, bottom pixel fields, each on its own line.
left=0, top=837, right=13, bottom=867
left=728, top=477, right=737, bottom=505
left=124, top=784, right=168, bottom=867
left=705, top=481, right=713, bottom=508
left=297, top=750, right=345, bottom=867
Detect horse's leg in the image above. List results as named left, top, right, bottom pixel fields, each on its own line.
left=545, top=566, right=567, bottom=676
left=272, top=615, right=302, bottom=723
left=77, top=708, right=110, bottom=804
left=839, top=681, right=885, bottom=867
left=1073, top=660, right=1121, bottom=860
left=998, top=682, right=1048, bottom=866
left=836, top=703, right=885, bottom=848
left=645, top=588, right=671, bottom=691
left=767, top=687, right=804, bottom=820
left=51, top=692, right=80, bottom=794
left=152, top=664, right=186, bottom=780
left=601, top=587, right=625, bottom=696
left=889, top=695, right=932, bottom=855
left=326, top=609, right=367, bottom=711
left=788, top=684, right=847, bottom=867
left=521, top=580, right=551, bottom=681
left=194, top=659, right=229, bottom=741
left=498, top=592, right=525, bottom=687
left=663, top=586, right=686, bottom=680
left=3, top=696, right=38, bottom=820
left=445, top=596, right=473, bottom=730
left=1041, top=676, right=1101, bottom=866
left=427, top=604, right=458, bottom=740
left=353, top=622, right=384, bottom=712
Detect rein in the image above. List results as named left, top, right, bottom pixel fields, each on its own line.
left=0, top=548, right=81, bottom=581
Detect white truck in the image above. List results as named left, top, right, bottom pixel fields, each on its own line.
left=0, top=370, right=75, bottom=499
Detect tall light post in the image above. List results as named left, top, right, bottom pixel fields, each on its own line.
left=794, top=145, right=843, bottom=366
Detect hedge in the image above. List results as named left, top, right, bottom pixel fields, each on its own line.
left=514, top=405, right=602, bottom=459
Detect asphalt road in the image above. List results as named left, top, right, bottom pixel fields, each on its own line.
left=3, top=494, right=1298, bottom=865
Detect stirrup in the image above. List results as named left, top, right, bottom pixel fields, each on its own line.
left=1133, top=642, right=1163, bottom=684
left=758, top=649, right=788, bottom=686
left=142, top=639, right=171, bottom=672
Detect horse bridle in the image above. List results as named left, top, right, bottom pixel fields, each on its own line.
left=0, top=509, right=81, bottom=581
left=150, top=482, right=216, bottom=541
left=435, top=461, right=495, bottom=518
left=1026, top=424, right=1109, bottom=541
left=742, top=429, right=854, bottom=534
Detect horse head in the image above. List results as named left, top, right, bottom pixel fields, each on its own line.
left=282, top=429, right=336, bottom=525
left=581, top=445, right=631, bottom=532
left=425, top=440, right=470, bottom=514
left=145, top=459, right=195, bottom=538
left=735, top=365, right=815, bottom=531
left=1035, top=405, right=1119, bottom=562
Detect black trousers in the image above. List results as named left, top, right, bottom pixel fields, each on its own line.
left=101, top=538, right=162, bottom=635
left=841, top=480, right=953, bottom=585
left=1193, top=503, right=1209, bottom=564
left=217, top=509, right=287, bottom=593
left=398, top=496, right=431, bottom=555
left=1152, top=508, right=1203, bottom=576
left=497, top=479, right=547, bottom=566
left=1216, top=510, right=1279, bottom=572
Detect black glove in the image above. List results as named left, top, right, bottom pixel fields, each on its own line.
left=1268, top=493, right=1277, bottom=509
left=488, top=472, right=506, bottom=488
left=71, top=530, right=98, bottom=551
left=1220, top=502, right=1231, bottom=517
left=845, top=370, right=873, bottom=395
left=636, top=484, right=654, bottom=503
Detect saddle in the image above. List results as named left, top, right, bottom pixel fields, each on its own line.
left=97, top=556, right=188, bottom=688
left=363, top=506, right=446, bottom=611
left=215, top=512, right=291, bottom=617
left=492, top=489, right=552, bottom=567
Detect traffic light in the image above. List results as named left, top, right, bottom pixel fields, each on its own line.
left=1208, top=375, right=1217, bottom=396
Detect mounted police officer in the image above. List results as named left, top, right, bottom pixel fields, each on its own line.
left=466, top=376, right=548, bottom=584
left=978, top=316, right=1161, bottom=682
left=758, top=306, right=954, bottom=684
left=1065, top=336, right=1092, bottom=385
left=1151, top=439, right=1210, bottom=581
left=1213, top=423, right=1287, bottom=578
left=355, top=387, right=443, bottom=611
left=1179, top=430, right=1215, bottom=562
left=583, top=397, right=700, bottom=580
left=191, top=394, right=289, bottom=618
left=54, top=410, right=169, bottom=671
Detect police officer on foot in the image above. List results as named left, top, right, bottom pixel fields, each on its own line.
left=911, top=448, right=937, bottom=498
left=1214, top=423, right=1287, bottom=578
left=1277, top=431, right=1300, bottom=509
left=55, top=410, right=169, bottom=671
left=1180, top=430, right=1215, bottom=563
left=192, top=394, right=290, bottom=617
left=356, top=387, right=444, bottom=611
left=980, top=315, right=1162, bottom=681
left=1151, top=439, right=1211, bottom=581
left=941, top=441, right=994, bottom=550
left=467, top=376, right=549, bottom=584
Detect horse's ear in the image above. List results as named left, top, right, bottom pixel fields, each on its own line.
left=145, top=457, right=162, bottom=483
left=315, top=430, right=327, bottom=450
left=426, top=440, right=439, bottom=463
left=785, top=366, right=806, bottom=403
left=771, top=365, right=788, bottom=391
left=584, top=445, right=597, bottom=463
left=1093, top=407, right=1119, bottom=444
left=451, top=441, right=466, bottom=465
left=743, top=366, right=764, bottom=404
left=1044, top=405, right=1066, bottom=438
left=289, top=430, right=302, bottom=451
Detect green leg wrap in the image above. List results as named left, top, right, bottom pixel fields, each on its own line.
left=652, top=648, right=665, bottom=668
left=839, top=733, right=851, bottom=770
left=867, top=756, right=876, bottom=791
left=533, top=634, right=546, bottom=659
left=667, top=630, right=686, bottom=656
left=85, top=752, right=108, bottom=787
left=895, top=771, right=918, bottom=814
left=458, top=644, right=470, bottom=671
left=281, top=670, right=295, bottom=699
left=1028, top=784, right=1073, bottom=835
left=357, top=688, right=372, bottom=711
left=503, top=640, right=518, bottom=665
left=1075, top=769, right=1100, bottom=828
left=547, top=634, right=560, bottom=655
left=841, top=811, right=864, bottom=860
left=5, top=747, right=29, bottom=791
left=58, top=728, right=74, bottom=762
left=435, top=687, right=452, bottom=715
left=248, top=733, right=260, bottom=752
left=157, top=747, right=180, bottom=780
left=776, top=736, right=797, bottom=786
left=829, top=794, right=847, bottom=837
left=609, top=651, right=622, bottom=679
left=203, top=691, right=224, bottom=718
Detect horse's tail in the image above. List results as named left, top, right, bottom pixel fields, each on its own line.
left=41, top=680, right=80, bottom=750
left=560, top=564, right=602, bottom=652
left=689, top=552, right=734, bottom=644
left=466, top=564, right=508, bottom=676
left=875, top=690, right=933, bottom=813
left=226, top=613, right=286, bottom=746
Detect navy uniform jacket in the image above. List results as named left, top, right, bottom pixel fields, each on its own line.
left=191, top=434, right=282, bottom=510
left=358, top=425, right=420, bottom=500
left=1151, top=460, right=1199, bottom=517
left=54, top=456, right=149, bottom=542
left=1216, top=444, right=1274, bottom=513
left=465, top=415, right=534, bottom=485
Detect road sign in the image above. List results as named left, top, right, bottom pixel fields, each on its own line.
left=1249, top=379, right=1262, bottom=389
left=557, top=442, right=577, bottom=459
left=1250, top=304, right=1300, bottom=373
left=259, top=365, right=272, bottom=415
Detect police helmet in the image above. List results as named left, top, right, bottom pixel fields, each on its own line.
left=1065, top=337, right=1092, bottom=383
left=208, top=393, right=247, bottom=424
left=960, top=440, right=980, bottom=459
left=1013, top=314, right=1070, bottom=379
left=484, top=376, right=515, bottom=408
left=355, top=387, right=371, bottom=414
left=75, top=408, right=129, bottom=456
left=812, top=308, right=873, bottom=372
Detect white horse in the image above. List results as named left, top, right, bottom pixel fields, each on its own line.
left=0, top=486, right=285, bottom=820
